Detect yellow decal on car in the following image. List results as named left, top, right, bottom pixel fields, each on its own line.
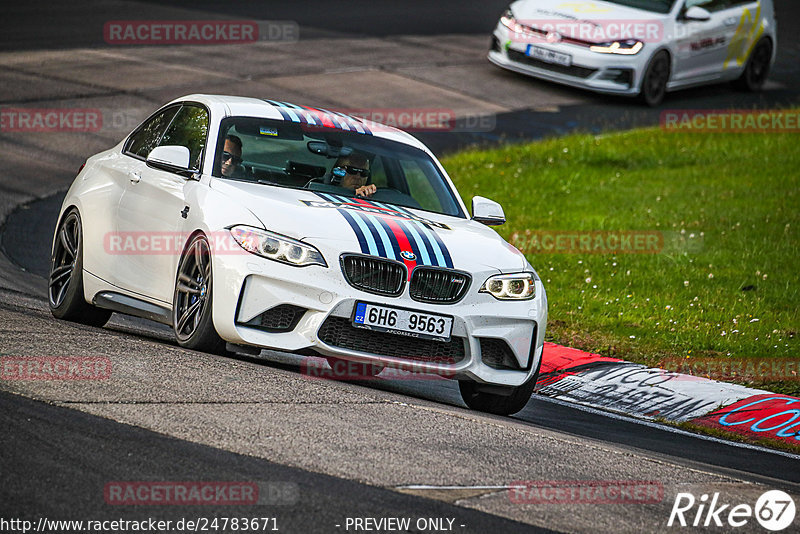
left=724, top=3, right=764, bottom=69
left=557, top=2, right=612, bottom=14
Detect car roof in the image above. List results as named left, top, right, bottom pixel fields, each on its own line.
left=167, top=94, right=432, bottom=153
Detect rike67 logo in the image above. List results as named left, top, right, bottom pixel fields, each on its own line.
left=668, top=490, right=796, bottom=531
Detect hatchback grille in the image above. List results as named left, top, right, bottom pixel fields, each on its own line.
left=318, top=316, right=466, bottom=365
left=341, top=254, right=405, bottom=296
left=507, top=49, right=598, bottom=79
left=410, top=268, right=470, bottom=304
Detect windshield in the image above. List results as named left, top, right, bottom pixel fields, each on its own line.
left=593, top=0, right=678, bottom=14
left=214, top=117, right=465, bottom=218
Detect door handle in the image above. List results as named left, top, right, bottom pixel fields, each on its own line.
left=128, top=171, right=141, bottom=184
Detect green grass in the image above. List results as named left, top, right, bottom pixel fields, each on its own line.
left=442, top=126, right=800, bottom=396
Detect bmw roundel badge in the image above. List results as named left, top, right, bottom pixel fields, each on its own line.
left=400, top=251, right=416, bottom=261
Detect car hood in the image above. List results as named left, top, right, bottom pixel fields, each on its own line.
left=210, top=179, right=529, bottom=273
left=512, top=0, right=669, bottom=25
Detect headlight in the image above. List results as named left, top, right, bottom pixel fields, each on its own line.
left=590, top=40, right=643, bottom=55
left=229, top=226, right=327, bottom=267
left=500, top=9, right=519, bottom=32
left=480, top=272, right=536, bottom=300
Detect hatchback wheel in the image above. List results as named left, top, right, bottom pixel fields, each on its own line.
left=639, top=51, right=670, bottom=107
left=734, top=39, right=772, bottom=91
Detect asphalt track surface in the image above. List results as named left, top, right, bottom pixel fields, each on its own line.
left=1, top=1, right=800, bottom=533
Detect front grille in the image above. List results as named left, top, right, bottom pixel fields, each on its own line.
left=507, top=49, right=597, bottom=79
left=318, top=316, right=466, bottom=365
left=341, top=254, right=405, bottom=296
left=240, top=304, right=306, bottom=332
left=410, top=267, right=470, bottom=304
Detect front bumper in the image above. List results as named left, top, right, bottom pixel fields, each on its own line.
left=211, top=249, right=547, bottom=388
left=489, top=27, right=649, bottom=96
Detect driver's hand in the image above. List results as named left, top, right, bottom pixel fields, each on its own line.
left=355, top=184, right=377, bottom=197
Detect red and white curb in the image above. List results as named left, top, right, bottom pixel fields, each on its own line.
left=536, top=343, right=800, bottom=446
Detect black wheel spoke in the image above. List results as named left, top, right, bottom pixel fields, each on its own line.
left=177, top=298, right=203, bottom=333
left=55, top=275, right=69, bottom=306
left=50, top=214, right=81, bottom=308
left=49, top=264, right=73, bottom=287
left=59, top=226, right=76, bottom=259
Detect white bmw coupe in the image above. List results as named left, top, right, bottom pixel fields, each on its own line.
left=49, top=95, right=547, bottom=415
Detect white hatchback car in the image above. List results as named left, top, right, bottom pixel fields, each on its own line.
left=49, top=95, right=547, bottom=415
left=489, top=0, right=777, bottom=105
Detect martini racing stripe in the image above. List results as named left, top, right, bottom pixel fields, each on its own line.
left=262, top=100, right=372, bottom=134
left=363, top=213, right=401, bottom=260
left=379, top=216, right=418, bottom=274
left=313, top=193, right=453, bottom=268
left=395, top=218, right=431, bottom=266
left=317, top=193, right=381, bottom=257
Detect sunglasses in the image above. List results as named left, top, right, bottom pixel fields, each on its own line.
left=333, top=165, right=370, bottom=178
left=222, top=151, right=242, bottom=165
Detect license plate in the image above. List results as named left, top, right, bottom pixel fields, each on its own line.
left=526, top=45, right=572, bottom=67
left=352, top=302, right=453, bottom=342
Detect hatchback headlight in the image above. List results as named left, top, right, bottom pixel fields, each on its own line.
left=480, top=272, right=536, bottom=300
left=590, top=40, right=643, bottom=55
left=230, top=226, right=327, bottom=267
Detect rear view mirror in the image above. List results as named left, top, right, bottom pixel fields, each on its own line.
left=472, top=196, right=506, bottom=226
left=146, top=145, right=191, bottom=172
left=307, top=141, right=352, bottom=159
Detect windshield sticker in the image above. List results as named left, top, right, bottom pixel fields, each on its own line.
left=259, top=126, right=278, bottom=136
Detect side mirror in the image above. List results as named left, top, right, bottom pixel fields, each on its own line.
left=146, top=145, right=191, bottom=173
left=472, top=196, right=506, bottom=226
left=684, top=6, right=711, bottom=21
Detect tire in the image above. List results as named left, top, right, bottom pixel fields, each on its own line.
left=48, top=208, right=112, bottom=327
left=639, top=51, right=670, bottom=107
left=733, top=38, right=772, bottom=91
left=459, top=360, right=541, bottom=416
left=173, top=233, right=226, bottom=353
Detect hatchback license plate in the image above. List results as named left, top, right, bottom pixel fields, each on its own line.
left=526, top=45, right=572, bottom=67
left=352, top=302, right=453, bottom=342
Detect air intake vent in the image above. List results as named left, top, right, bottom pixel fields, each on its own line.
left=239, top=304, right=306, bottom=333
left=341, top=254, right=406, bottom=296
left=410, top=267, right=470, bottom=304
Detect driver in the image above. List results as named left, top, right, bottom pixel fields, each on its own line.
left=332, top=152, right=375, bottom=198
left=221, top=134, right=244, bottom=178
